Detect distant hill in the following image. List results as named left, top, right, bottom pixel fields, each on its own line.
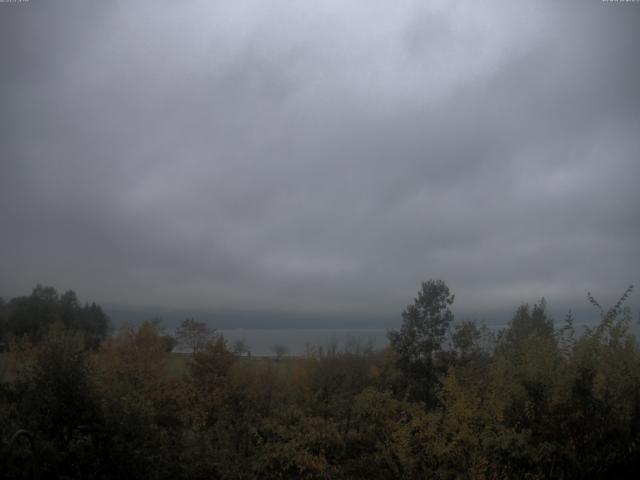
left=103, top=304, right=397, bottom=330
left=103, top=304, right=610, bottom=331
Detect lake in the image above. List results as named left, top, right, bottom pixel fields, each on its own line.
left=217, top=320, right=621, bottom=356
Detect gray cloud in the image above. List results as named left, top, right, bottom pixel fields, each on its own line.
left=1, top=0, right=639, bottom=322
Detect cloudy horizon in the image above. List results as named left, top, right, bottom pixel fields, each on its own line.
left=1, top=0, right=639, bottom=324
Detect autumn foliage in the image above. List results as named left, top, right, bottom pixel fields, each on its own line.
left=1, top=282, right=639, bottom=479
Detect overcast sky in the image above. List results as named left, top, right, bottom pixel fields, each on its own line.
left=1, top=0, right=638, bottom=323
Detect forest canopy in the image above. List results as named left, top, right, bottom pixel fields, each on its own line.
left=1, top=281, right=639, bottom=479
left=0, top=285, right=109, bottom=349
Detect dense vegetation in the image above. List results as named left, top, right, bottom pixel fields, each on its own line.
left=1, top=281, right=639, bottom=479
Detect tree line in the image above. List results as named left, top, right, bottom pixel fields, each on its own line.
left=1, top=280, right=639, bottom=479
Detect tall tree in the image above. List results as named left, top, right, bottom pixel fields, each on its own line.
left=388, top=279, right=455, bottom=405
left=498, top=299, right=554, bottom=353
left=175, top=318, right=214, bottom=354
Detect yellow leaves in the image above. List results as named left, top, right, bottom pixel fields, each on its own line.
left=93, top=321, right=169, bottom=397
left=1, top=335, right=39, bottom=382
left=435, top=370, right=485, bottom=471
left=257, top=413, right=342, bottom=480
left=188, top=336, right=235, bottom=391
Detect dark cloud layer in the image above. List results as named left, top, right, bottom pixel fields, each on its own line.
left=1, top=0, right=639, bottom=322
